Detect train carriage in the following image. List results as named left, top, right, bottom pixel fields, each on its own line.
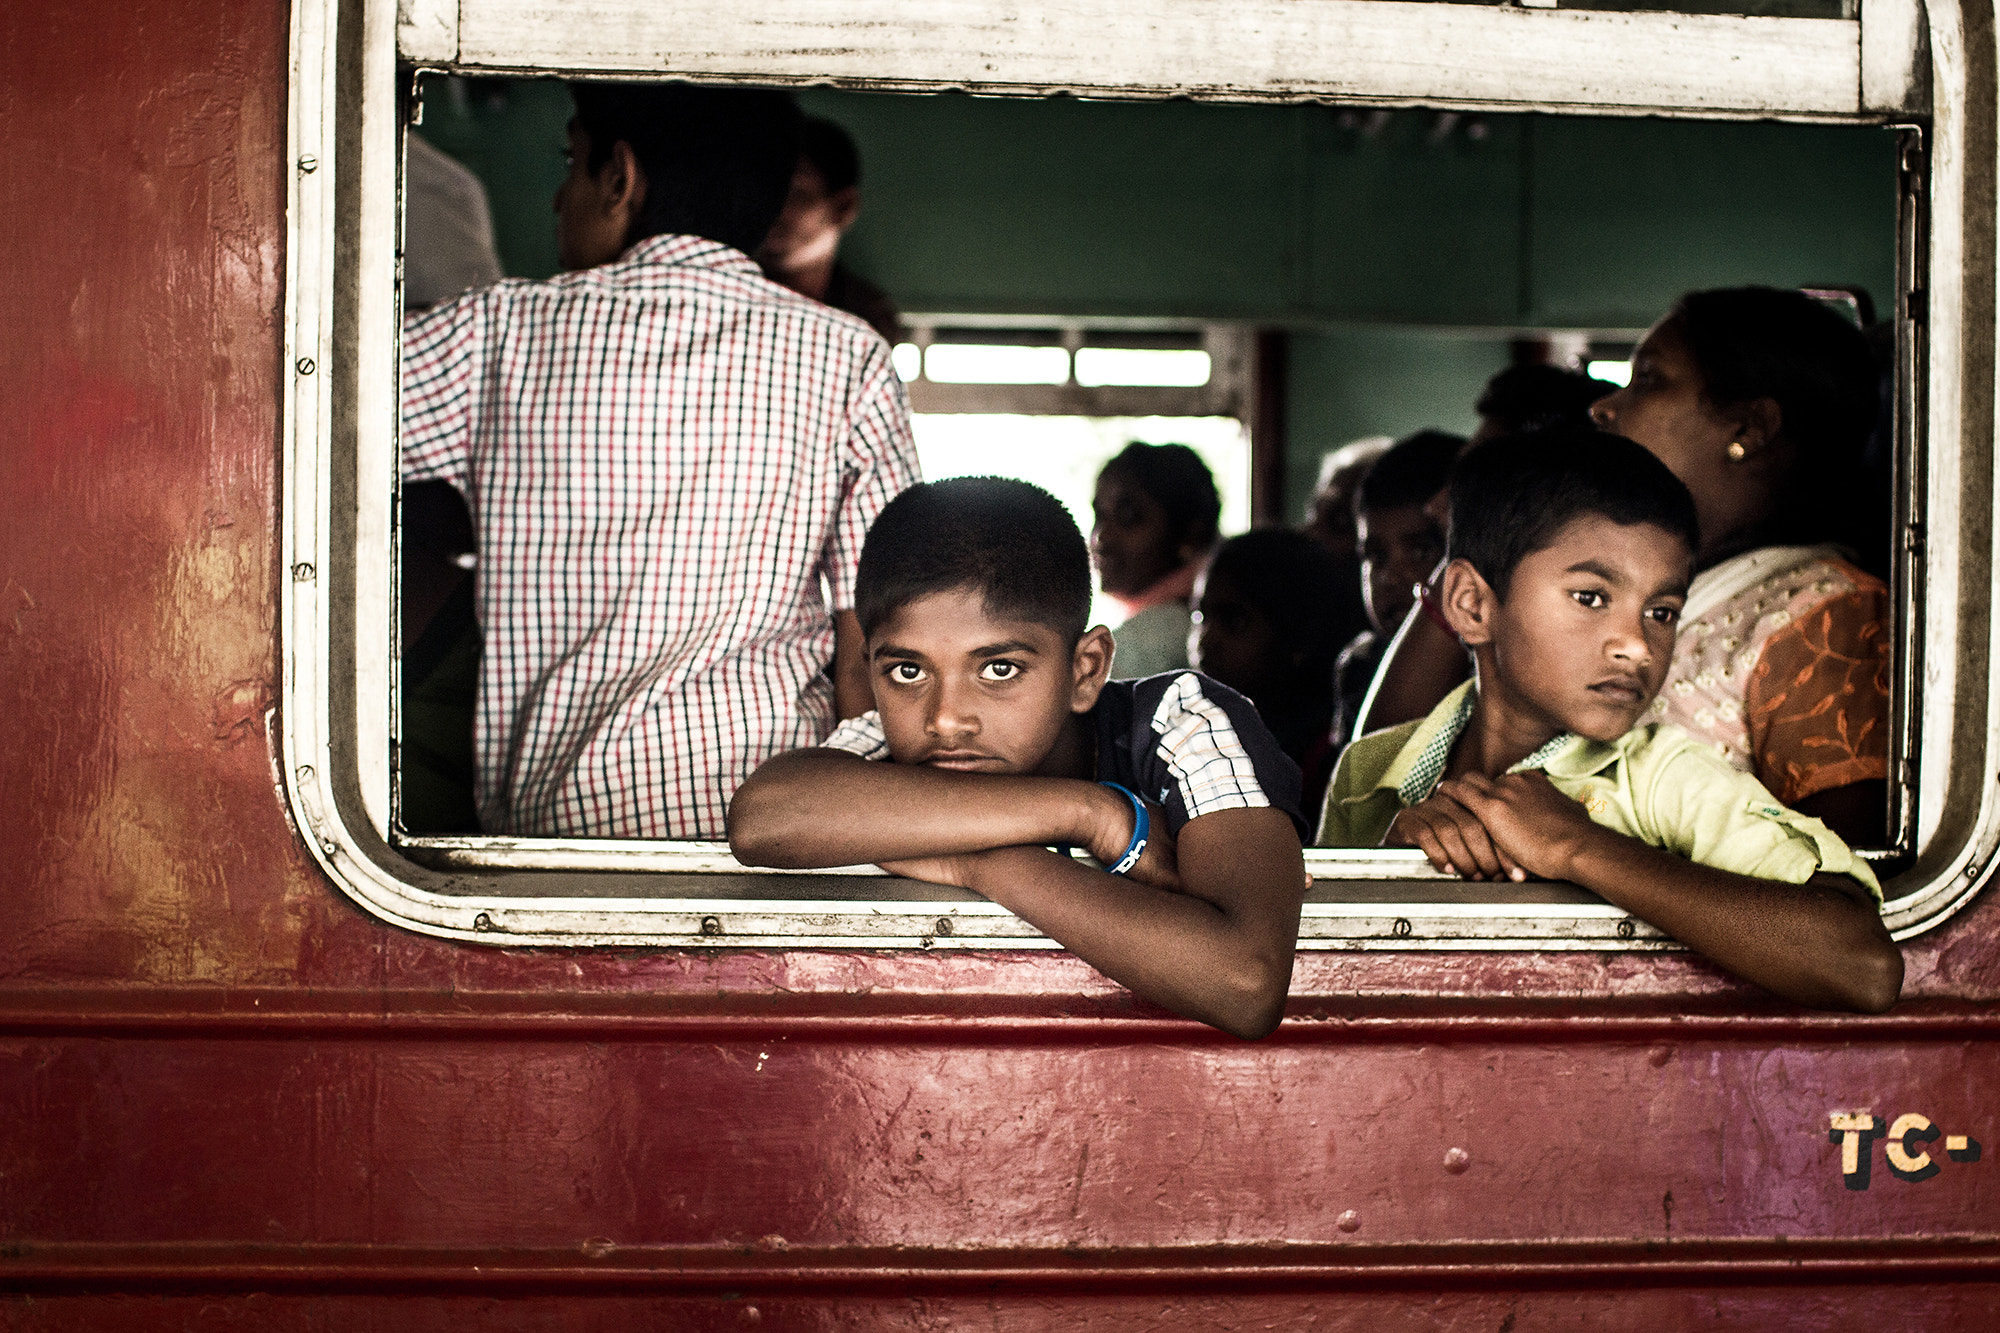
left=5, top=0, right=2000, bottom=1324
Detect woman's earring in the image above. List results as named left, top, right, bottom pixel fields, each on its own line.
left=1726, top=440, right=1749, bottom=462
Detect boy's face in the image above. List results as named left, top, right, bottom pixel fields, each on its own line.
left=1450, top=515, right=1691, bottom=744
left=867, top=587, right=1112, bottom=777
left=1358, top=500, right=1446, bottom=632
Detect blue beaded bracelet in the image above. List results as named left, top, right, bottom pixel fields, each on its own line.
left=1099, top=781, right=1150, bottom=876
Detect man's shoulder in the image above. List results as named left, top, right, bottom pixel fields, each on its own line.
left=1107, top=670, right=1253, bottom=736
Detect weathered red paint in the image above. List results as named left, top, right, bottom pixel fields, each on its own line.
left=3, top=0, right=1999, bottom=1324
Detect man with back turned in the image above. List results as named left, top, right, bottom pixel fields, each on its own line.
left=399, top=83, right=921, bottom=838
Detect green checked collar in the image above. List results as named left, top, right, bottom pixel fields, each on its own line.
left=1392, top=682, right=1581, bottom=805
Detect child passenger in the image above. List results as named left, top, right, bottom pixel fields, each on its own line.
left=1318, top=428, right=1903, bottom=1013
left=1329, top=430, right=1461, bottom=756
left=728, top=477, right=1310, bottom=1039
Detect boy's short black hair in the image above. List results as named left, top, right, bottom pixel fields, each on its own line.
left=855, top=478, right=1092, bottom=644
left=568, top=82, right=801, bottom=256
left=1447, top=426, right=1699, bottom=599
left=1354, top=430, right=1464, bottom=515
left=1099, top=442, right=1222, bottom=551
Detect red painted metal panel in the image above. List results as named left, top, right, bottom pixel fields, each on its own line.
left=1, top=0, right=1998, bottom=1321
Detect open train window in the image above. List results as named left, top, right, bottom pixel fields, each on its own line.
left=281, top=0, right=2000, bottom=953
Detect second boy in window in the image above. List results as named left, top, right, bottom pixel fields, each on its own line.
left=727, top=478, right=1309, bottom=1039
left=1318, top=428, right=1902, bottom=1012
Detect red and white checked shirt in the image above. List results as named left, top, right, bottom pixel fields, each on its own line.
left=400, top=234, right=920, bottom=838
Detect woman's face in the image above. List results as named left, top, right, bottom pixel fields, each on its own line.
left=1589, top=316, right=1755, bottom=555
left=1091, top=470, right=1185, bottom=598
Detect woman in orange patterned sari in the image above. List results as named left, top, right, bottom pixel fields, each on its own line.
left=1356, top=287, right=1889, bottom=844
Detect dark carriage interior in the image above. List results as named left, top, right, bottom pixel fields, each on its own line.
left=397, top=76, right=1901, bottom=869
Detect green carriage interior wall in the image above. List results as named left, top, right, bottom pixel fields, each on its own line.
left=414, top=79, right=1898, bottom=517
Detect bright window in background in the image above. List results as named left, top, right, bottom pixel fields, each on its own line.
left=910, top=414, right=1252, bottom=628
left=1074, top=347, right=1212, bottom=387
left=923, top=344, right=1072, bottom=384
left=1587, top=358, right=1632, bottom=386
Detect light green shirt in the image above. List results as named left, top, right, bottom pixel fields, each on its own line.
left=1317, top=681, right=1881, bottom=899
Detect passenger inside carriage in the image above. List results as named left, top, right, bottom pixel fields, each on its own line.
left=398, top=81, right=921, bottom=839
left=756, top=115, right=902, bottom=344
left=1356, top=286, right=1893, bottom=847
left=1091, top=442, right=1222, bottom=680
left=1186, top=528, right=1347, bottom=814
left=1328, top=429, right=1460, bottom=760
left=727, top=477, right=1309, bottom=1039
left=1318, top=427, right=1903, bottom=1013
left=1470, top=363, right=1618, bottom=448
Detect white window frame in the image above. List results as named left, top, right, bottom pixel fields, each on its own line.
left=282, top=0, right=1992, bottom=950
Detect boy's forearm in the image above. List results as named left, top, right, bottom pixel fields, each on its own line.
left=957, top=809, right=1305, bottom=1039
left=1562, top=829, right=1903, bottom=1013
left=727, top=750, right=1108, bottom=868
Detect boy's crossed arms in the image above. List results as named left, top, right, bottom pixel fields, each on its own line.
left=1393, top=762, right=1895, bottom=1013
left=729, top=478, right=1309, bottom=1040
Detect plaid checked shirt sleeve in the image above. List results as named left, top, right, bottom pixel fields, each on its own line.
left=399, top=291, right=491, bottom=490
left=825, top=347, right=916, bottom=610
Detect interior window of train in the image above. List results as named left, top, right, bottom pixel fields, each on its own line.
left=380, top=73, right=1910, bottom=920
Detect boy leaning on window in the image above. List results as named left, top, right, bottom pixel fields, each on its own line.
left=1317, top=427, right=1902, bottom=1013
left=727, top=477, right=1310, bottom=1040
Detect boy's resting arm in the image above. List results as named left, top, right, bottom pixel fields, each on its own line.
left=882, top=808, right=1306, bottom=1040
left=727, top=748, right=1151, bottom=872
left=1440, top=771, right=1902, bottom=1013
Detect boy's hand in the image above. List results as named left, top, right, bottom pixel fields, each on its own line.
left=1082, top=785, right=1184, bottom=893
left=1387, top=787, right=1524, bottom=881
left=1435, top=771, right=1603, bottom=882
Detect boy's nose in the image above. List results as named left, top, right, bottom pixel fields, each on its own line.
left=926, top=681, right=980, bottom=739
left=1606, top=619, right=1653, bottom=665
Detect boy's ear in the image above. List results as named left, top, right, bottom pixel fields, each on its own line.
left=1069, top=625, right=1116, bottom=713
left=1439, top=558, right=1500, bottom=647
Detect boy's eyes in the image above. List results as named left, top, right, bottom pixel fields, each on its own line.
left=1570, top=588, right=1682, bottom=626
left=880, top=660, right=1023, bottom=683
